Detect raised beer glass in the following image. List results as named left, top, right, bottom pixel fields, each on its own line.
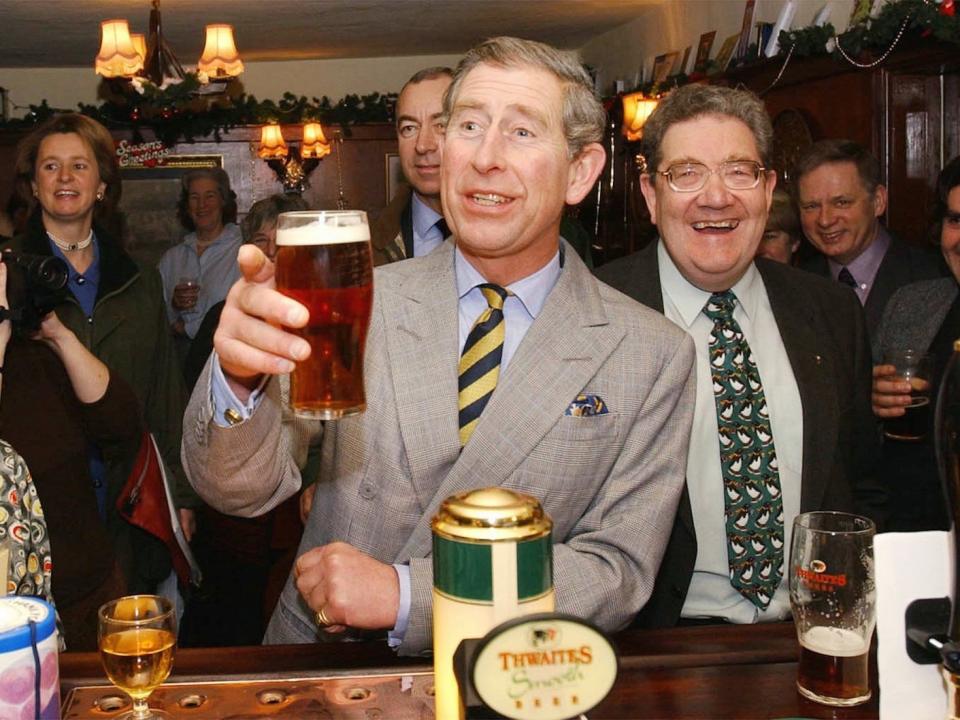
left=883, top=349, right=933, bottom=441
left=98, top=595, right=176, bottom=719
left=789, top=511, right=875, bottom=706
left=274, top=211, right=374, bottom=419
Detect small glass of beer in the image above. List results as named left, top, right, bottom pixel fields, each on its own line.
left=883, top=349, right=933, bottom=442
left=789, top=511, right=875, bottom=707
left=98, top=595, right=176, bottom=719
left=274, top=210, right=374, bottom=419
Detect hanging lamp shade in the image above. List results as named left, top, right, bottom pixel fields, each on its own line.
left=622, top=92, right=659, bottom=142
left=197, top=24, right=244, bottom=78
left=258, top=125, right=288, bottom=159
left=130, top=33, right=147, bottom=64
left=300, top=123, right=332, bottom=159
left=95, top=19, right=144, bottom=78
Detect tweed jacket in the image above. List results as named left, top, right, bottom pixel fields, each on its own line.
left=873, top=276, right=958, bottom=362
left=183, top=240, right=697, bottom=654
left=369, top=185, right=414, bottom=266
left=800, top=229, right=946, bottom=339
left=595, top=241, right=886, bottom=627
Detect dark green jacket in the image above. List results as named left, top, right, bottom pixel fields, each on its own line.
left=4, top=217, right=197, bottom=588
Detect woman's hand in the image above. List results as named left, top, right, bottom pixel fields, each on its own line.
left=33, top=310, right=75, bottom=350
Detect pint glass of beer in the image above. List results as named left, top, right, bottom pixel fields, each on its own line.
left=274, top=211, right=373, bottom=419
left=789, top=511, right=876, bottom=707
left=883, top=349, right=933, bottom=441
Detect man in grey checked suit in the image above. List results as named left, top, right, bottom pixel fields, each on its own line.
left=182, top=36, right=696, bottom=654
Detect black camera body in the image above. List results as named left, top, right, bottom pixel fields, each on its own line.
left=1, top=250, right=69, bottom=333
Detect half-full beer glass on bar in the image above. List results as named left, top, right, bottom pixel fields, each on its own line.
left=274, top=211, right=373, bottom=419
left=789, top=511, right=876, bottom=707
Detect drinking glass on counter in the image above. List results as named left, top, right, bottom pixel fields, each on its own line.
left=883, top=349, right=933, bottom=441
left=98, top=595, right=176, bottom=720
left=789, top=511, right=876, bottom=707
left=274, top=210, right=374, bottom=419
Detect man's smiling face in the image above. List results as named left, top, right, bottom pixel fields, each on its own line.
left=641, top=114, right=775, bottom=291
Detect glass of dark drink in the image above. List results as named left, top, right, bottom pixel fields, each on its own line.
left=789, top=511, right=875, bottom=707
left=883, top=349, right=933, bottom=442
left=274, top=211, right=373, bottom=419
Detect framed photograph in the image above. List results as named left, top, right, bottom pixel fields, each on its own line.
left=679, top=46, right=693, bottom=75
left=652, top=51, right=679, bottom=85
left=694, top=31, right=716, bottom=74
left=715, top=33, right=741, bottom=72
left=736, top=0, right=757, bottom=60
left=385, top=152, right=407, bottom=203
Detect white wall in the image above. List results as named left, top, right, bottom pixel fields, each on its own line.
left=581, top=0, right=856, bottom=93
left=0, top=53, right=463, bottom=119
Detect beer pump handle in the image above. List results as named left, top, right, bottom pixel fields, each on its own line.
left=936, top=341, right=960, bottom=640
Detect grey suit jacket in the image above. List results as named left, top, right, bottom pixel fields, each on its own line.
left=873, top=276, right=959, bottom=361
left=183, top=240, right=697, bottom=653
left=596, top=241, right=885, bottom=626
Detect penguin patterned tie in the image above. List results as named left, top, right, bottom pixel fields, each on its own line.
left=703, top=290, right=784, bottom=609
left=458, top=284, right=510, bottom=446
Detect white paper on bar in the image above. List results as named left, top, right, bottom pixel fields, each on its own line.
left=875, top=531, right=950, bottom=720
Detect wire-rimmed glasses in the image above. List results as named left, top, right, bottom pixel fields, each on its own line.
left=657, top=160, right=767, bottom=192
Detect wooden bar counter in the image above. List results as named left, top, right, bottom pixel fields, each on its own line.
left=59, top=622, right=880, bottom=719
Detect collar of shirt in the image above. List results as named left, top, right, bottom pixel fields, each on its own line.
left=455, top=245, right=560, bottom=368
left=657, top=240, right=763, bottom=328
left=827, top=224, right=890, bottom=299
left=410, top=192, right=445, bottom=257
left=184, top=222, right=242, bottom=251
left=50, top=234, right=100, bottom=317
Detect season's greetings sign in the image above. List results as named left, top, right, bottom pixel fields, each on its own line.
left=115, top=139, right=170, bottom=168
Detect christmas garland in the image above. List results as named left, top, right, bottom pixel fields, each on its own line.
left=623, top=0, right=956, bottom=98
left=1, top=74, right=397, bottom=146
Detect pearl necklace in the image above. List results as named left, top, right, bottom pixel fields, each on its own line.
left=47, top=229, right=93, bottom=252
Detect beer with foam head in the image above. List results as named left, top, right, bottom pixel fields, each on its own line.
left=797, top=626, right=870, bottom=705
left=275, top=211, right=373, bottom=419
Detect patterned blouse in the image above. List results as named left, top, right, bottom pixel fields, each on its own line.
left=0, top=439, right=54, bottom=606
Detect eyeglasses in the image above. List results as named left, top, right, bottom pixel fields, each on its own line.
left=657, top=161, right=767, bottom=192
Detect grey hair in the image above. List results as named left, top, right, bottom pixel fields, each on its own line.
left=444, top=36, right=605, bottom=157
left=240, top=194, right=308, bottom=242
left=640, top=84, right=773, bottom=176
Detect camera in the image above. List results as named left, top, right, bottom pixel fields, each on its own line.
left=1, top=250, right=69, bottom=333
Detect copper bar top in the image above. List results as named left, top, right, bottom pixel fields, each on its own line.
left=59, top=622, right=881, bottom=719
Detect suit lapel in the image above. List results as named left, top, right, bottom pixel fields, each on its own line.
left=757, top=263, right=837, bottom=511
left=381, top=244, right=462, bottom=511
left=398, top=249, right=625, bottom=559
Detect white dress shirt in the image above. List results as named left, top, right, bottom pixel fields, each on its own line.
left=657, top=242, right=803, bottom=623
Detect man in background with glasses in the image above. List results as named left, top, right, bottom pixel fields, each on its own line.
left=597, top=84, right=885, bottom=628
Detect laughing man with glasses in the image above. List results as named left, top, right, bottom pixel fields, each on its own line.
left=596, top=84, right=886, bottom=628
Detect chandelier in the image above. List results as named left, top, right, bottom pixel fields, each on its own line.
left=95, top=0, right=243, bottom=87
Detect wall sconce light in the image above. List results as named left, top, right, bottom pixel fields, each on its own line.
left=621, top=92, right=659, bottom=142
left=95, top=20, right=144, bottom=79
left=94, top=0, right=242, bottom=87
left=257, top=123, right=331, bottom=195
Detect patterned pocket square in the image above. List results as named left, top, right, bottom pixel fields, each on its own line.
left=565, top=393, right=609, bottom=417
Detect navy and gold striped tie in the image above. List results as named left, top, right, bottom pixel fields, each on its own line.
left=458, top=284, right=509, bottom=446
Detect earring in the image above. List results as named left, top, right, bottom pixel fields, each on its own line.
left=96, top=191, right=104, bottom=201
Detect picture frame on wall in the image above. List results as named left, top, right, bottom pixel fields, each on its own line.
left=652, top=51, right=679, bottom=85
left=679, top=46, right=692, bottom=75
left=736, top=0, right=757, bottom=60
left=714, top=33, right=741, bottom=72
left=694, top=31, right=716, bottom=74
left=385, top=152, right=406, bottom=203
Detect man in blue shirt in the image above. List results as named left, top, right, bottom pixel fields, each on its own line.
left=181, top=36, right=696, bottom=654
left=370, top=67, right=452, bottom=265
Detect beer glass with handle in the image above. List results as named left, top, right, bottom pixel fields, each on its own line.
left=274, top=210, right=374, bottom=419
left=789, top=511, right=876, bottom=707
left=98, top=595, right=176, bottom=719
